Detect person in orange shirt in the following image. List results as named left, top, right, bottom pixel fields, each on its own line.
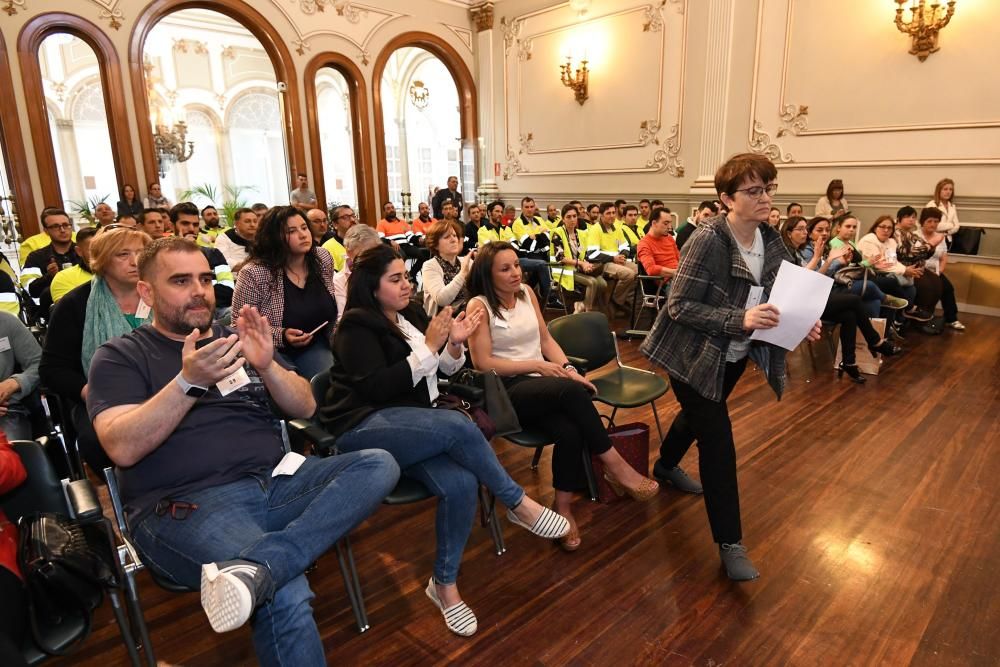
left=636, top=207, right=680, bottom=283
left=377, top=201, right=429, bottom=280
left=411, top=202, right=436, bottom=242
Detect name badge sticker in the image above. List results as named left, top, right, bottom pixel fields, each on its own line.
left=744, top=286, right=764, bottom=310
left=135, top=300, right=152, bottom=319
left=216, top=366, right=250, bottom=396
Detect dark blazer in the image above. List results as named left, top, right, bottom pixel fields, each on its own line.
left=641, top=214, right=787, bottom=401
left=39, top=281, right=93, bottom=401
left=320, top=303, right=433, bottom=437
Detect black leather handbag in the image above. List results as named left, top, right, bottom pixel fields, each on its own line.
left=452, top=369, right=522, bottom=437
left=18, top=513, right=121, bottom=655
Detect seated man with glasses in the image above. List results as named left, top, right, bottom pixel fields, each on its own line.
left=87, top=236, right=399, bottom=666
left=21, top=208, right=80, bottom=304
left=322, top=205, right=357, bottom=272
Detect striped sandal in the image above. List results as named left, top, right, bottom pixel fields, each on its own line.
left=506, top=506, right=570, bottom=539
left=425, top=578, right=478, bottom=636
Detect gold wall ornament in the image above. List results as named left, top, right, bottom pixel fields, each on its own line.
left=2, top=0, right=25, bottom=17
left=894, top=0, right=956, bottom=61
left=776, top=104, right=808, bottom=138
left=471, top=2, right=495, bottom=32
left=639, top=120, right=662, bottom=146
left=749, top=121, right=793, bottom=163
left=560, top=56, right=589, bottom=105
left=409, top=80, right=429, bottom=110
left=644, top=124, right=684, bottom=177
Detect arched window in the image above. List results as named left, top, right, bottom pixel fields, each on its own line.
left=39, top=35, right=118, bottom=214
left=377, top=43, right=472, bottom=215
left=141, top=8, right=291, bottom=207
left=315, top=67, right=358, bottom=209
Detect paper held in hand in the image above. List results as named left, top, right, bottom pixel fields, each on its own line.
left=750, top=260, right=833, bottom=351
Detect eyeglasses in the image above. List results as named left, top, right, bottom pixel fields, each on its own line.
left=733, top=183, right=779, bottom=200
left=45, top=223, right=72, bottom=231
left=876, top=224, right=894, bottom=230
left=337, top=213, right=357, bottom=220
left=154, top=499, right=199, bottom=520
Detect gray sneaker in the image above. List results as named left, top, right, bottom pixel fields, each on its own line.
left=653, top=460, right=703, bottom=494
left=719, top=543, right=760, bottom=581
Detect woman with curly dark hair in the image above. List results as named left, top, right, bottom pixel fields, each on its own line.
left=232, top=205, right=338, bottom=378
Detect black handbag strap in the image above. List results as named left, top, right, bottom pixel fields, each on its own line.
left=25, top=571, right=97, bottom=656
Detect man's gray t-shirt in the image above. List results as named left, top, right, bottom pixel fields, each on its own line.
left=88, top=324, right=289, bottom=522
left=290, top=188, right=317, bottom=207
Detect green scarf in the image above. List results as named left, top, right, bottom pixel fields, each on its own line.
left=81, top=277, right=153, bottom=377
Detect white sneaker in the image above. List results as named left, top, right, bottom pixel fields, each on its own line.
left=945, top=320, right=966, bottom=331
left=200, top=560, right=271, bottom=633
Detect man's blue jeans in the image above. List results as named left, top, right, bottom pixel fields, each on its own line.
left=519, top=257, right=552, bottom=300
left=132, top=450, right=399, bottom=667
left=336, top=407, right=524, bottom=585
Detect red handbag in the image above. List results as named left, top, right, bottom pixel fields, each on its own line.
left=590, top=421, right=651, bottom=503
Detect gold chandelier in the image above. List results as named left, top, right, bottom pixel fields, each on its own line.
left=894, top=0, right=956, bottom=61
left=154, top=120, right=194, bottom=177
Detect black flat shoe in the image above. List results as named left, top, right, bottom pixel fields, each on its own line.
left=836, top=362, right=866, bottom=384
left=869, top=340, right=901, bottom=357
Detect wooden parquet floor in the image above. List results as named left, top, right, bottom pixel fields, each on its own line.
left=53, top=314, right=999, bottom=666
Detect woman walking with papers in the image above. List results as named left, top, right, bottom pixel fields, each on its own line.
left=641, top=154, right=822, bottom=581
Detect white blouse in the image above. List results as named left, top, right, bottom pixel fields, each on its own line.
left=397, top=313, right=465, bottom=402
left=471, top=284, right=544, bottom=372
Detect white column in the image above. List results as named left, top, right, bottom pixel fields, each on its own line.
left=471, top=2, right=499, bottom=204
left=692, top=0, right=736, bottom=193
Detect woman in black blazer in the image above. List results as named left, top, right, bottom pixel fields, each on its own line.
left=321, top=244, right=568, bottom=638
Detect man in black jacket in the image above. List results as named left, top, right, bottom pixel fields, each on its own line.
left=22, top=208, right=80, bottom=302
left=431, top=176, right=464, bottom=221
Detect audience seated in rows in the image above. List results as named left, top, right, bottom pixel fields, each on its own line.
left=116, top=183, right=143, bottom=217
left=636, top=206, right=680, bottom=286
left=87, top=236, right=399, bottom=666
left=587, top=202, right=637, bottom=314
left=214, top=207, right=258, bottom=271
left=552, top=203, right=607, bottom=313
left=232, top=206, right=337, bottom=379
left=466, top=242, right=659, bottom=552
left=916, top=208, right=964, bottom=330
left=322, top=244, right=569, bottom=636
left=49, top=226, right=97, bottom=305
left=334, top=223, right=380, bottom=323
left=780, top=216, right=900, bottom=383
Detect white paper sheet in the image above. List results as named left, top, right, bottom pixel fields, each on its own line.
left=749, top=260, right=833, bottom=350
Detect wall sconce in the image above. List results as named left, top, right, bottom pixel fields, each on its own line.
left=153, top=120, right=194, bottom=178
left=560, top=57, right=589, bottom=105
left=894, top=0, right=956, bottom=61
left=409, top=80, right=429, bottom=110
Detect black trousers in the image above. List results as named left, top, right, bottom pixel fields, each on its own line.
left=659, top=358, right=748, bottom=544
left=823, top=292, right=882, bottom=365
left=505, top=376, right=611, bottom=492
left=939, top=273, right=958, bottom=323
left=0, top=566, right=28, bottom=667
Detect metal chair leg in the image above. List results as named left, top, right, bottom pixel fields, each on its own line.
left=530, top=446, right=543, bottom=470
left=650, top=399, right=664, bottom=444
left=582, top=449, right=600, bottom=502
left=479, top=487, right=506, bottom=556
left=122, top=568, right=157, bottom=667
left=108, top=589, right=143, bottom=667
left=335, top=538, right=369, bottom=633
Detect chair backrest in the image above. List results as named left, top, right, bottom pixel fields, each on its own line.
left=547, top=312, right=616, bottom=369
left=310, top=369, right=332, bottom=414
left=0, top=440, right=68, bottom=524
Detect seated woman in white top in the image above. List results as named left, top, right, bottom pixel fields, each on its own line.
left=926, top=177, right=960, bottom=242
left=466, top=242, right=659, bottom=552
left=421, top=220, right=473, bottom=316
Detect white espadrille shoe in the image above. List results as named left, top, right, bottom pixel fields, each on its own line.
left=425, top=578, right=478, bottom=636
left=506, top=506, right=570, bottom=539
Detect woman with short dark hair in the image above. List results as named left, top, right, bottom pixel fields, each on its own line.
left=643, top=153, right=822, bottom=581
left=232, top=206, right=337, bottom=378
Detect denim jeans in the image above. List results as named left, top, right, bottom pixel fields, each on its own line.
left=281, top=339, right=334, bottom=380
left=132, top=450, right=399, bottom=667
left=335, top=407, right=524, bottom=584
left=519, top=257, right=552, bottom=300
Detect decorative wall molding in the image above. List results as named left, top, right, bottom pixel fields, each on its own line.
left=776, top=103, right=808, bottom=138
left=441, top=24, right=474, bottom=52
left=267, top=1, right=403, bottom=65
left=749, top=0, right=1000, bottom=167
left=87, top=1, right=124, bottom=30
left=470, top=2, right=494, bottom=32
left=502, top=1, right=687, bottom=177
left=749, top=120, right=792, bottom=163
left=696, top=0, right=733, bottom=182
left=2, top=0, right=26, bottom=17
